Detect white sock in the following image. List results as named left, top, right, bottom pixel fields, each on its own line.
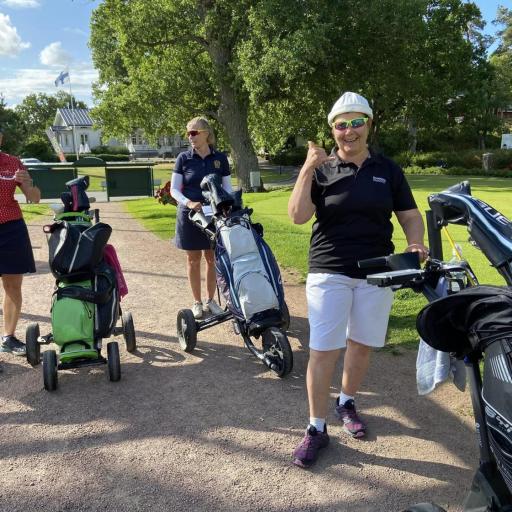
left=309, top=417, right=326, bottom=432
left=338, top=391, right=354, bottom=406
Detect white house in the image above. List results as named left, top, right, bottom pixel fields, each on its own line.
left=49, top=108, right=102, bottom=155
left=48, top=107, right=188, bottom=158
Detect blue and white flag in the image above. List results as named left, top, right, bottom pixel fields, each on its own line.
left=54, top=71, right=70, bottom=87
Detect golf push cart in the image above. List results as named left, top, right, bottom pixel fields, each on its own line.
left=360, top=182, right=512, bottom=512
left=176, top=174, right=293, bottom=378
left=25, top=176, right=136, bottom=391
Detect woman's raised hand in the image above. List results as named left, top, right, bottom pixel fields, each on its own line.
left=304, top=141, right=334, bottom=170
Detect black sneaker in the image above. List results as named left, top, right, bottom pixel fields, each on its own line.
left=0, top=335, right=27, bottom=356
left=292, top=424, right=330, bottom=468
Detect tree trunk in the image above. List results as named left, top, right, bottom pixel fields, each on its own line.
left=208, top=42, right=259, bottom=192
left=218, top=85, right=259, bottom=192
left=407, top=118, right=417, bottom=153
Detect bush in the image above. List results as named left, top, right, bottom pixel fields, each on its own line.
left=63, top=153, right=130, bottom=163
left=270, top=146, right=307, bottom=166
left=19, top=140, right=58, bottom=162
left=92, top=145, right=129, bottom=155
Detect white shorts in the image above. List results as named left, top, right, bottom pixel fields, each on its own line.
left=306, top=273, right=394, bottom=351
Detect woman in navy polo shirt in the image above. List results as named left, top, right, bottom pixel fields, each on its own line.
left=288, top=92, right=429, bottom=468
left=171, top=117, right=232, bottom=319
left=0, top=127, right=41, bottom=357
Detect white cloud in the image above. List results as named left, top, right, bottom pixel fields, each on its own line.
left=1, top=0, right=40, bottom=7
left=63, top=27, right=88, bottom=37
left=40, top=41, right=72, bottom=67
left=0, top=66, right=99, bottom=107
left=0, top=13, right=30, bottom=56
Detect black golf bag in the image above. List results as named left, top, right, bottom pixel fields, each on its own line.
left=45, top=176, right=121, bottom=344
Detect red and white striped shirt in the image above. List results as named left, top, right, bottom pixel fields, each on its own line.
left=0, top=152, right=25, bottom=224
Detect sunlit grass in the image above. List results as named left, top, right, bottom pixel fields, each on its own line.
left=122, top=176, right=512, bottom=348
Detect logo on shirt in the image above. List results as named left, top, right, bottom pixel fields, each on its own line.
left=373, top=176, right=386, bottom=184
left=214, top=160, right=221, bottom=169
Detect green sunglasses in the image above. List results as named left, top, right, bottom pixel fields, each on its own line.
left=332, top=116, right=369, bottom=131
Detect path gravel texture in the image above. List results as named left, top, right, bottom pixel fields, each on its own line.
left=0, top=201, right=478, bottom=512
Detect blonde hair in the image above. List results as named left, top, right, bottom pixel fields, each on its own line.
left=187, top=117, right=216, bottom=146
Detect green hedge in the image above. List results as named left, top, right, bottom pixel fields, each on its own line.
left=270, top=146, right=307, bottom=166
left=403, top=165, right=512, bottom=178
left=64, top=153, right=130, bottom=162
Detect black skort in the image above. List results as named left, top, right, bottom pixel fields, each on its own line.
left=0, top=218, right=36, bottom=275
left=174, top=206, right=212, bottom=251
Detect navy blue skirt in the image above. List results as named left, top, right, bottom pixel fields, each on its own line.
left=0, top=218, right=36, bottom=275
left=174, top=206, right=212, bottom=250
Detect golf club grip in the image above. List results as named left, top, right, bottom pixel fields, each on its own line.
left=357, top=256, right=388, bottom=269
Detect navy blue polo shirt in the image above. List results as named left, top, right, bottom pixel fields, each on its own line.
left=309, top=149, right=417, bottom=278
left=174, top=147, right=230, bottom=202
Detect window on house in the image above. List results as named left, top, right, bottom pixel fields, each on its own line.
left=80, top=134, right=89, bottom=145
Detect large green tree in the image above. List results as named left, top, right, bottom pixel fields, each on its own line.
left=15, top=91, right=87, bottom=144
left=89, top=0, right=493, bottom=180
left=0, top=95, right=25, bottom=155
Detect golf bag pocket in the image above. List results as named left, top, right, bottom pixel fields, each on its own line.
left=48, top=221, right=112, bottom=278
left=217, top=220, right=280, bottom=323
left=51, top=280, right=94, bottom=345
left=94, top=263, right=119, bottom=339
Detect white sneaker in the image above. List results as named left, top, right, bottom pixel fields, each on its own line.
left=192, top=301, right=203, bottom=319
left=205, top=299, right=224, bottom=316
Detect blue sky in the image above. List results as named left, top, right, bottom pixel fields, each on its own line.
left=0, top=0, right=506, bottom=109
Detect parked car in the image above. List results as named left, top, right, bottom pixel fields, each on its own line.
left=21, top=158, right=43, bottom=165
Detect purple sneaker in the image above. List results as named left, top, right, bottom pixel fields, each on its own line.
left=292, top=425, right=329, bottom=468
left=335, top=399, right=366, bottom=438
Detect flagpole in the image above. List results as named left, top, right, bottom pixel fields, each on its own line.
left=66, top=68, right=79, bottom=160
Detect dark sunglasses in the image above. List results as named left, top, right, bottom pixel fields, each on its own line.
left=186, top=129, right=207, bottom=137
left=332, top=117, right=369, bottom=131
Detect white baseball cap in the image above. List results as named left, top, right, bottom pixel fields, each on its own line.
left=327, top=92, right=373, bottom=125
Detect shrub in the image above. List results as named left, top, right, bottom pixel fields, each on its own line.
left=92, top=145, right=129, bottom=155
left=63, top=153, right=130, bottom=162
left=270, top=146, right=307, bottom=166
left=20, top=140, right=58, bottom=162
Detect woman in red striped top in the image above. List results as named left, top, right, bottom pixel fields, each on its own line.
left=0, top=127, right=41, bottom=357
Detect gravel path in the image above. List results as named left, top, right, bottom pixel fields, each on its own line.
left=0, top=201, right=478, bottom=512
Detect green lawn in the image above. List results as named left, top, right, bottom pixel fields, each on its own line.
left=20, top=203, right=52, bottom=222
left=122, top=175, right=512, bottom=349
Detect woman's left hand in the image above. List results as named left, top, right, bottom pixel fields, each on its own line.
left=405, top=242, right=429, bottom=262
left=14, top=168, right=32, bottom=186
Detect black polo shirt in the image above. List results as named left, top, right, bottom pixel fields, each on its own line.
left=174, top=147, right=230, bottom=202
left=309, top=149, right=417, bottom=278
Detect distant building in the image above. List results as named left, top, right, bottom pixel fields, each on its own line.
left=48, top=107, right=188, bottom=158
left=49, top=108, right=102, bottom=155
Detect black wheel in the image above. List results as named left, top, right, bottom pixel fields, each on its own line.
left=281, top=301, right=291, bottom=331
left=26, top=323, right=41, bottom=366
left=107, top=342, right=121, bottom=382
left=122, top=311, right=137, bottom=353
left=262, top=327, right=293, bottom=378
left=177, top=309, right=197, bottom=353
left=43, top=350, right=58, bottom=391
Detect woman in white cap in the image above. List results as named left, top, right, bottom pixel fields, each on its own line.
left=288, top=92, right=428, bottom=468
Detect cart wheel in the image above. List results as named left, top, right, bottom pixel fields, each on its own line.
left=122, top=311, right=137, bottom=353
left=177, top=309, right=197, bottom=353
left=262, top=327, right=293, bottom=378
left=107, top=342, right=121, bottom=382
left=281, top=301, right=291, bottom=331
left=43, top=350, right=58, bottom=391
left=26, top=323, right=41, bottom=366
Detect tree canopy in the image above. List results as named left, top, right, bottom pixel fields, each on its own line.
left=89, top=0, right=510, bottom=185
